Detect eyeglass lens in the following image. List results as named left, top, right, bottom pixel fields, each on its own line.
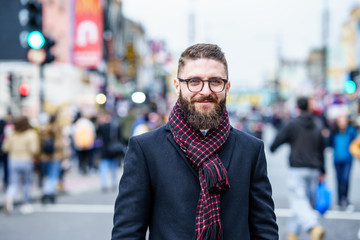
left=187, top=79, right=225, bottom=92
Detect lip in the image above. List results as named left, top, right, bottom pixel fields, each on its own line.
left=195, top=100, right=214, bottom=105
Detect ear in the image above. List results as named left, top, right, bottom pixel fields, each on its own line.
left=174, top=78, right=180, bottom=97
left=225, top=81, right=231, bottom=94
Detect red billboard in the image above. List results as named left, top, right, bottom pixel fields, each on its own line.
left=73, top=0, right=103, bottom=69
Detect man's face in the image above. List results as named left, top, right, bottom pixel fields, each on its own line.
left=174, top=58, right=230, bottom=129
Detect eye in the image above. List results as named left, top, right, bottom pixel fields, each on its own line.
left=209, top=79, right=223, bottom=86
left=188, top=78, right=202, bottom=85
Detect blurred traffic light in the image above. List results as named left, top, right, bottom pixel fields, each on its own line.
left=19, top=82, right=30, bottom=98
left=26, top=1, right=42, bottom=28
left=7, top=72, right=14, bottom=97
left=24, top=1, right=43, bottom=49
left=21, top=0, right=56, bottom=65
left=345, top=70, right=360, bottom=94
left=26, top=35, right=56, bottom=65
left=344, top=80, right=356, bottom=94
left=43, top=36, right=56, bottom=64
left=27, top=30, right=45, bottom=49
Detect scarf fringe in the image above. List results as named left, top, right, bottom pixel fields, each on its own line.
left=203, top=163, right=230, bottom=193
left=195, top=221, right=223, bottom=240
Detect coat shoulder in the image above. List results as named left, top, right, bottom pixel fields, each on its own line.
left=231, top=127, right=264, bottom=147
left=131, top=125, right=168, bottom=143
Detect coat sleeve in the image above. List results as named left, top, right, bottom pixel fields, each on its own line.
left=1, top=134, right=11, bottom=153
left=112, top=136, right=152, bottom=240
left=270, top=122, right=292, bottom=153
left=249, top=142, right=279, bottom=239
left=29, top=130, right=40, bottom=156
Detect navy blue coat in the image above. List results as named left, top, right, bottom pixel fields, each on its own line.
left=112, top=123, right=278, bottom=240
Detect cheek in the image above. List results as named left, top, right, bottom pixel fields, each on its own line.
left=181, top=89, right=196, bottom=101
left=212, top=93, right=225, bottom=102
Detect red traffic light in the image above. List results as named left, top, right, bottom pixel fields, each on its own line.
left=19, top=83, right=30, bottom=96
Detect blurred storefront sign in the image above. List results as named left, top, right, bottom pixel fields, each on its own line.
left=327, top=67, right=347, bottom=93
left=125, top=42, right=137, bottom=78
left=73, top=0, right=103, bottom=69
left=357, top=21, right=360, bottom=69
left=226, top=91, right=271, bottom=115
left=325, top=46, right=347, bottom=94
left=107, top=57, right=123, bottom=77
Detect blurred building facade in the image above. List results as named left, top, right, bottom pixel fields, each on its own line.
left=0, top=0, right=175, bottom=122
left=263, top=4, right=360, bottom=122
left=4, top=1, right=360, bottom=124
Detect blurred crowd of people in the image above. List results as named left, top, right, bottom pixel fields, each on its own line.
left=239, top=97, right=360, bottom=210
left=0, top=105, right=166, bottom=214
left=244, top=96, right=360, bottom=240
left=2, top=94, right=360, bottom=239
left=229, top=95, right=360, bottom=240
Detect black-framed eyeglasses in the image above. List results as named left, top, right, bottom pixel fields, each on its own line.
left=178, top=78, right=228, bottom=93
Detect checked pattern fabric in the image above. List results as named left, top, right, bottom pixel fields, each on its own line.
left=168, top=101, right=231, bottom=240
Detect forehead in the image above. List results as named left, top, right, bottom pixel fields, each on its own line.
left=180, top=58, right=227, bottom=78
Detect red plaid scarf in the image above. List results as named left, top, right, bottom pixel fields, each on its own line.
left=169, top=101, right=230, bottom=240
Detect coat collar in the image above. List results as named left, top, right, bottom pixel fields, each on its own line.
left=165, top=122, right=235, bottom=178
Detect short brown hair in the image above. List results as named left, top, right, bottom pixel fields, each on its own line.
left=177, top=43, right=228, bottom=78
left=14, top=116, right=31, bottom=132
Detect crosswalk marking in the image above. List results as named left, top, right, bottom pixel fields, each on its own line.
left=276, top=208, right=360, bottom=221
left=32, top=204, right=360, bottom=221
left=33, top=204, right=114, bottom=214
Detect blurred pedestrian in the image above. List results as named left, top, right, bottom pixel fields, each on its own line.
left=0, top=112, right=13, bottom=191
left=58, top=117, right=75, bottom=193
left=120, top=107, right=137, bottom=145
left=270, top=96, right=326, bottom=240
left=132, top=112, right=151, bottom=136
left=236, top=107, right=264, bottom=140
left=72, top=112, right=95, bottom=174
left=329, top=114, right=357, bottom=211
left=1, top=115, right=39, bottom=214
left=308, top=96, right=331, bottom=141
left=39, top=113, right=67, bottom=204
left=350, top=132, right=360, bottom=240
left=112, top=43, right=278, bottom=239
left=0, top=119, right=7, bottom=191
left=96, top=110, right=125, bottom=192
left=350, top=132, right=360, bottom=158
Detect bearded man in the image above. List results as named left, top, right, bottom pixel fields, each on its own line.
left=112, top=43, right=278, bottom=240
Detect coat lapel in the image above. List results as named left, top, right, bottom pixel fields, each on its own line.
left=165, top=122, right=198, bottom=178
left=218, top=128, right=236, bottom=170
left=166, top=132, right=199, bottom=178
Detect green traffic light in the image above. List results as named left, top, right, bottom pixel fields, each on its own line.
left=27, top=31, right=45, bottom=49
left=345, top=80, right=356, bottom=94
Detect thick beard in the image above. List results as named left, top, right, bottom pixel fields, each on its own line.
left=179, top=91, right=226, bottom=130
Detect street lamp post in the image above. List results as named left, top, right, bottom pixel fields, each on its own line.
left=188, top=0, right=196, bottom=45
left=322, top=0, right=329, bottom=92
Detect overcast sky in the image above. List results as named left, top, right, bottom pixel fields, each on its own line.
left=122, top=0, right=360, bottom=90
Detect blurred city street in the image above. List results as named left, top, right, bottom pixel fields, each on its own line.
left=1, top=124, right=360, bottom=239
left=2, top=1, right=360, bottom=239
left=0, top=164, right=122, bottom=240
left=265, top=124, right=360, bottom=240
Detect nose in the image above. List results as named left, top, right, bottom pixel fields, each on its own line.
left=199, top=81, right=212, bottom=95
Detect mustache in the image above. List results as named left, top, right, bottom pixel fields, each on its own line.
left=191, top=96, right=217, bottom=103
